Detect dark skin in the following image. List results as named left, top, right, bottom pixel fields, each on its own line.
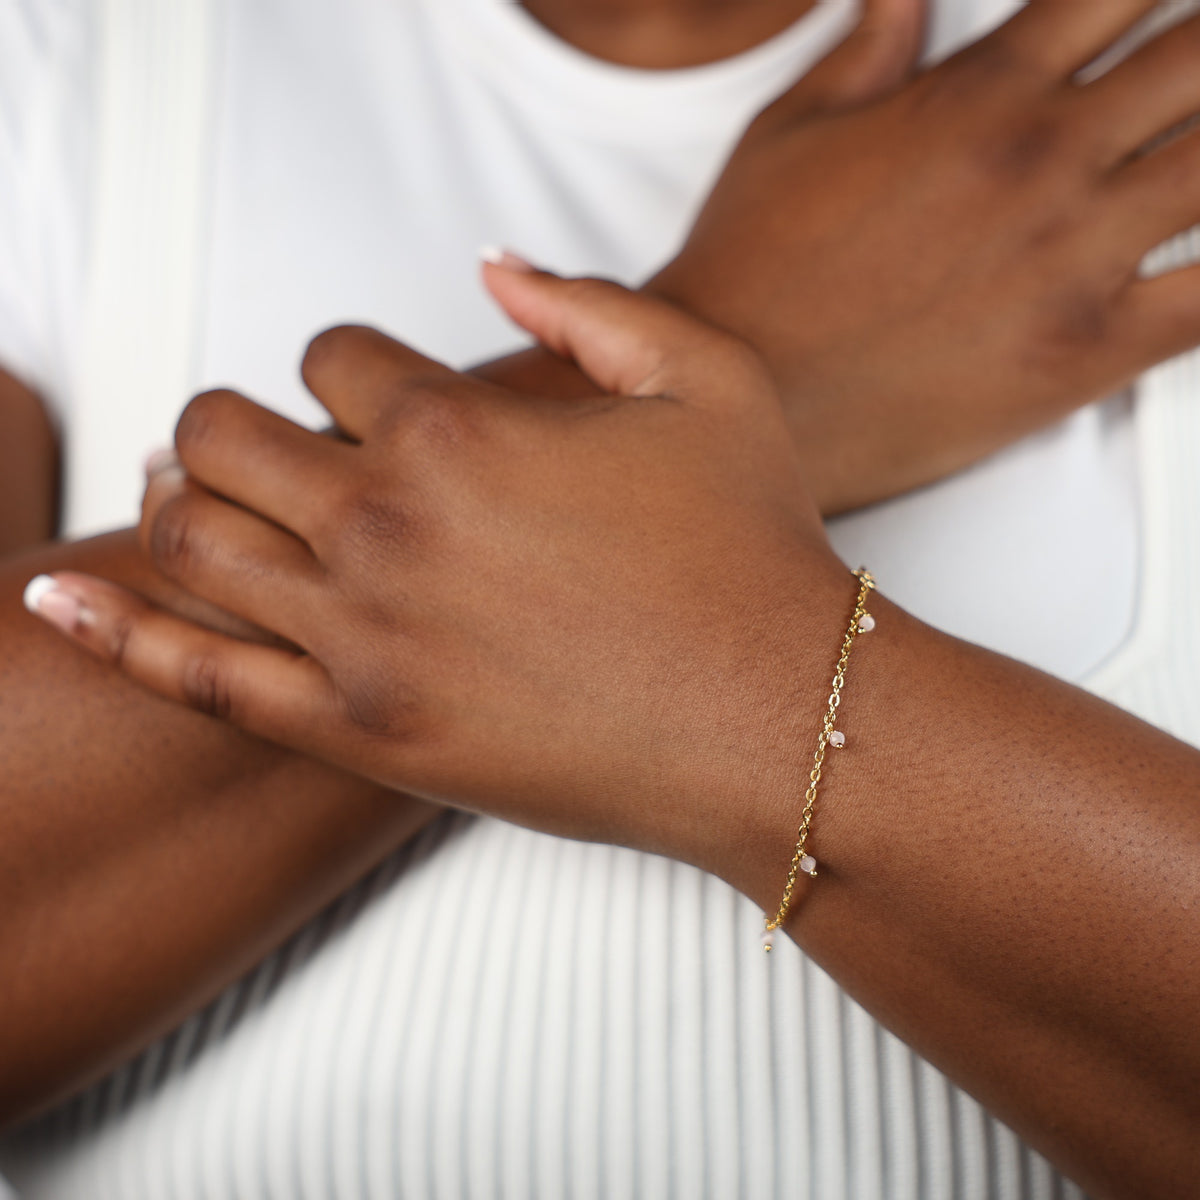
left=0, top=524, right=440, bottom=1122
left=0, top=0, right=838, bottom=1125
left=492, top=0, right=1200, bottom=513
left=4, top=0, right=1200, bottom=1177
left=521, top=0, right=817, bottom=68
left=0, top=371, right=57, bottom=554
left=44, top=264, right=1200, bottom=1200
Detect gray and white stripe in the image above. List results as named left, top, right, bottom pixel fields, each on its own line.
left=1, top=812, right=1090, bottom=1199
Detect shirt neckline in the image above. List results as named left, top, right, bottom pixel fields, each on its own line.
left=418, top=0, right=857, bottom=141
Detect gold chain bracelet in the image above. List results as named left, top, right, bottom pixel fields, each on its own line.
left=762, top=567, right=876, bottom=953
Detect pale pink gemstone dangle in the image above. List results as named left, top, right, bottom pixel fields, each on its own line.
left=761, top=927, right=777, bottom=953
left=828, top=730, right=846, bottom=749
left=799, top=854, right=817, bottom=876
left=858, top=613, right=876, bottom=633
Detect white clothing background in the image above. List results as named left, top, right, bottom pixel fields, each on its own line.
left=4, top=0, right=1194, bottom=1196
left=0, top=0, right=1140, bottom=680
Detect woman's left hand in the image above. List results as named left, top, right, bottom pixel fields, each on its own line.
left=28, top=266, right=851, bottom=890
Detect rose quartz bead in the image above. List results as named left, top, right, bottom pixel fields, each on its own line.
left=858, top=613, right=876, bottom=633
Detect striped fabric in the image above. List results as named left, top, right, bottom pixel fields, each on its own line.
left=3, top=815, right=1091, bottom=1200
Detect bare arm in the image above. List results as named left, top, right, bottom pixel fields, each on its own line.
left=0, top=376, right=439, bottom=1125
left=752, top=592, right=1200, bottom=1200
left=49, top=271, right=1195, bottom=1199
left=8, top=0, right=1200, bottom=1135
left=0, top=326, right=650, bottom=1121
left=0, top=369, right=57, bottom=552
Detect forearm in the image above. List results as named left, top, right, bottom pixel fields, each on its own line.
left=724, top=591, right=1200, bottom=1200
left=0, top=371, right=58, bottom=552
left=0, top=331, right=688, bottom=1123
left=0, top=531, right=437, bottom=1125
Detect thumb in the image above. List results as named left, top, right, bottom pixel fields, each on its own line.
left=768, top=0, right=927, bottom=121
left=480, top=250, right=756, bottom=401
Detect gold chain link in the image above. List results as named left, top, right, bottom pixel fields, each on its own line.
left=763, top=567, right=875, bottom=949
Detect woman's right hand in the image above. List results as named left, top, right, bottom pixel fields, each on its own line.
left=653, top=0, right=1200, bottom=513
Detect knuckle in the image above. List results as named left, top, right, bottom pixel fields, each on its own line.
left=338, top=488, right=431, bottom=563
left=979, top=113, right=1063, bottom=182
left=713, top=332, right=767, bottom=377
left=301, top=324, right=379, bottom=387
left=175, top=389, right=239, bottom=455
left=1042, top=289, right=1114, bottom=351
left=914, top=38, right=1042, bottom=122
left=181, top=653, right=235, bottom=720
left=337, top=670, right=423, bottom=740
left=372, top=374, right=478, bottom=455
left=942, top=31, right=1030, bottom=87
left=1021, top=284, right=1120, bottom=375
left=149, top=493, right=205, bottom=577
left=107, top=610, right=138, bottom=671
left=398, top=392, right=473, bottom=451
left=686, top=331, right=772, bottom=397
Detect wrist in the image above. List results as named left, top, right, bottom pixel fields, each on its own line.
left=703, top=570, right=930, bottom=934
left=643, top=260, right=848, bottom=514
left=667, top=549, right=871, bottom=911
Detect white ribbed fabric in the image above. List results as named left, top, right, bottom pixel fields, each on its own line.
left=2, top=2, right=1198, bottom=1198
left=3, top=817, right=1097, bottom=1200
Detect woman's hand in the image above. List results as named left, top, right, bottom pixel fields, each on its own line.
left=25, top=268, right=850, bottom=884
left=24, top=267, right=1200, bottom=1199
left=652, top=0, right=1200, bottom=512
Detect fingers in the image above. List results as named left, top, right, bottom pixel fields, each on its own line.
left=481, top=255, right=768, bottom=406
left=140, top=466, right=325, bottom=645
left=171, top=388, right=352, bottom=534
left=991, top=0, right=1157, bottom=77
left=1106, top=126, right=1200, bottom=248
left=1083, top=14, right=1200, bottom=159
left=1125, top=262, right=1200, bottom=369
left=300, top=324, right=461, bottom=440
left=22, top=571, right=336, bottom=745
left=765, top=0, right=927, bottom=121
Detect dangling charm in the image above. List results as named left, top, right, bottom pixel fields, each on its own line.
left=760, top=568, right=875, bottom=952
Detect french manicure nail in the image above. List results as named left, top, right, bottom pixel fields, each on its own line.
left=144, top=447, right=180, bottom=477
left=23, top=574, right=58, bottom=614
left=23, top=574, right=92, bottom=633
left=479, top=245, right=536, bottom=273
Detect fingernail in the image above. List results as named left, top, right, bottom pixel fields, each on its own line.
left=479, top=245, right=536, bottom=273
left=23, top=574, right=92, bottom=633
left=144, top=447, right=180, bottom=477
left=23, top=574, right=58, bottom=614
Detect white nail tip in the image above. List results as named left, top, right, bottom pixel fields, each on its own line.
left=144, top=446, right=180, bottom=476
left=479, top=244, right=505, bottom=265
left=23, top=574, right=59, bottom=614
